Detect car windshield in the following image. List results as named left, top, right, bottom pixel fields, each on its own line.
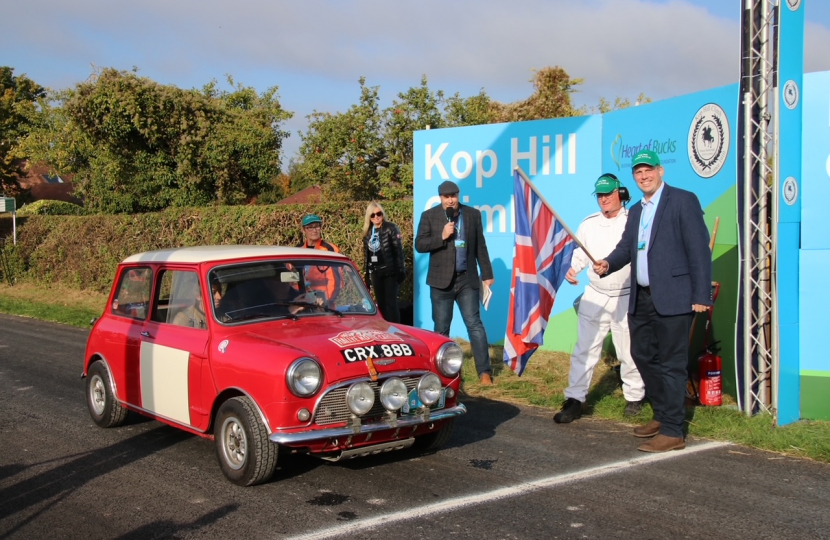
left=208, top=259, right=375, bottom=324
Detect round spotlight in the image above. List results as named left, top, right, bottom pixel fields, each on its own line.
left=379, top=377, right=408, bottom=411
left=346, top=382, right=375, bottom=415
left=297, top=408, right=311, bottom=422
left=417, top=373, right=442, bottom=406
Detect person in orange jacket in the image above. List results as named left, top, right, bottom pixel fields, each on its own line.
left=296, top=214, right=342, bottom=305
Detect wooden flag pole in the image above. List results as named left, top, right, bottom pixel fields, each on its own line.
left=514, top=167, right=599, bottom=265
left=709, top=216, right=720, bottom=253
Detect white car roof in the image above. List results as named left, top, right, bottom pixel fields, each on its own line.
left=121, top=245, right=349, bottom=264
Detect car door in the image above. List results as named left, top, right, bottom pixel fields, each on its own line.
left=139, top=268, right=210, bottom=429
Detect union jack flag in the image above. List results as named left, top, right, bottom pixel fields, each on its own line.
left=503, top=170, right=576, bottom=376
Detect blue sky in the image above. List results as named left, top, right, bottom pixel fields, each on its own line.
left=3, top=0, right=829, bottom=163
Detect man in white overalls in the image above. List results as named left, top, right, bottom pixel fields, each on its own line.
left=554, top=174, right=646, bottom=423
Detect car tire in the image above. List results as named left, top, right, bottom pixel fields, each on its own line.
left=413, top=418, right=455, bottom=453
left=215, top=396, right=278, bottom=486
left=86, top=361, right=128, bottom=428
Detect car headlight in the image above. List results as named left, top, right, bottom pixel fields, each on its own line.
left=417, top=373, right=442, bottom=406
left=379, top=377, right=408, bottom=411
left=346, top=382, right=375, bottom=415
left=435, top=341, right=464, bottom=376
left=286, top=358, right=322, bottom=397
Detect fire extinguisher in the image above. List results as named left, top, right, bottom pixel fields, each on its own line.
left=698, top=342, right=722, bottom=406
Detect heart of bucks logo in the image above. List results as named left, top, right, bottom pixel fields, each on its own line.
left=610, top=134, right=622, bottom=170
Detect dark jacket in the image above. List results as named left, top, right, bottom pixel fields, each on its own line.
left=415, top=204, right=493, bottom=290
left=606, top=183, right=712, bottom=316
left=363, top=221, right=406, bottom=281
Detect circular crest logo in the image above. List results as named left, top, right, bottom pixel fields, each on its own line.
left=782, top=177, right=798, bottom=206
left=688, top=103, right=730, bottom=178
left=782, top=80, right=799, bottom=110
left=786, top=0, right=801, bottom=11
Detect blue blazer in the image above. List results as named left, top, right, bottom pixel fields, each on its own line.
left=606, top=183, right=712, bottom=316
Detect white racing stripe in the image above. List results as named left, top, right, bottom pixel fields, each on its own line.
left=285, top=441, right=729, bottom=540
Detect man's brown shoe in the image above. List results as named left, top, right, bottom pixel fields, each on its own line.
left=479, top=373, right=493, bottom=386
left=637, top=434, right=686, bottom=453
left=633, top=420, right=661, bottom=438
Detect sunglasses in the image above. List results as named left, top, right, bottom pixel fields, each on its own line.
left=370, top=212, right=383, bottom=218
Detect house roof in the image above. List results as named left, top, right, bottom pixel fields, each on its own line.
left=276, top=185, right=323, bottom=205
left=16, top=161, right=82, bottom=205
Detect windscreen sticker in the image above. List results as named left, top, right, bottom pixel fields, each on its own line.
left=342, top=343, right=414, bottom=363
left=329, top=329, right=403, bottom=347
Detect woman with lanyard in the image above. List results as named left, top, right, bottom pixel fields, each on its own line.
left=362, top=202, right=406, bottom=323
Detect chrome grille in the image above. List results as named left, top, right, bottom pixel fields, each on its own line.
left=314, top=376, right=422, bottom=426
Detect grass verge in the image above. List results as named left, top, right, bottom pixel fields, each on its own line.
left=1, top=282, right=827, bottom=464
left=460, top=344, right=830, bottom=464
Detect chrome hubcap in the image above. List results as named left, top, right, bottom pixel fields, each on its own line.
left=90, top=375, right=106, bottom=416
left=221, top=417, right=247, bottom=470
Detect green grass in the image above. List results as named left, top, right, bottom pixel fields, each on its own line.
left=2, top=281, right=828, bottom=464
left=0, top=283, right=106, bottom=328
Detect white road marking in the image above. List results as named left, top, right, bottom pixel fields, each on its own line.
left=284, top=441, right=729, bottom=540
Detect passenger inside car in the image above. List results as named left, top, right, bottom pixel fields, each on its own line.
left=170, top=273, right=207, bottom=329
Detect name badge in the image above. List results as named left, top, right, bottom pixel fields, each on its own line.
left=371, top=256, right=378, bottom=262
left=638, top=241, right=646, bottom=251
left=455, top=240, right=466, bottom=248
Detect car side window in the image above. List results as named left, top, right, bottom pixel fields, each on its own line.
left=111, top=267, right=152, bottom=320
left=153, top=270, right=207, bottom=329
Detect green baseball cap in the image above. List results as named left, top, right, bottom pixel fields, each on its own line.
left=301, top=214, right=322, bottom=227
left=593, top=174, right=621, bottom=195
left=631, top=149, right=661, bottom=168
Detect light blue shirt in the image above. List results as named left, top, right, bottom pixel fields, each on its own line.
left=636, top=182, right=665, bottom=287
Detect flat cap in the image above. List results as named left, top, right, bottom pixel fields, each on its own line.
left=438, top=180, right=459, bottom=195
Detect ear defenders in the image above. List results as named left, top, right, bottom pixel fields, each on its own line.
left=597, top=173, right=631, bottom=203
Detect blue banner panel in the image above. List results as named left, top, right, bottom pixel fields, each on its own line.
left=776, top=0, right=805, bottom=426
left=601, top=84, right=739, bottom=209
left=413, top=117, right=602, bottom=345
left=801, top=71, right=830, bottom=250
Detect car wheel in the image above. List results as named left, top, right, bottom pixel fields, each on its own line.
left=86, top=361, right=128, bottom=428
left=215, top=396, right=278, bottom=486
left=413, top=419, right=455, bottom=453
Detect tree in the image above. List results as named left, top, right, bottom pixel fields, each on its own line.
left=490, top=66, right=583, bottom=122
left=290, top=66, right=644, bottom=201
left=380, top=76, right=446, bottom=199
left=0, top=67, right=46, bottom=196
left=292, top=77, right=388, bottom=201
left=444, top=90, right=496, bottom=127
left=582, top=93, right=653, bottom=114
left=21, top=69, right=292, bottom=213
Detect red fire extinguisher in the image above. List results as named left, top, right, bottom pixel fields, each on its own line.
left=698, top=343, right=722, bottom=406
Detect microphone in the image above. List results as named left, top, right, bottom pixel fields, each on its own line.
left=445, top=207, right=455, bottom=221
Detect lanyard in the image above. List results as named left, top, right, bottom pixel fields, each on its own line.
left=639, top=202, right=655, bottom=242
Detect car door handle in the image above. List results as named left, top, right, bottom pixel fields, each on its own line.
left=140, top=331, right=151, bottom=338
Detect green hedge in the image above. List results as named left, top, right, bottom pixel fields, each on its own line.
left=16, top=200, right=86, bottom=217
left=0, top=201, right=415, bottom=299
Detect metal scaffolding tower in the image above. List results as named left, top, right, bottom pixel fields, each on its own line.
left=739, top=0, right=778, bottom=416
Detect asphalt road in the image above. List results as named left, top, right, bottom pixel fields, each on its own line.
left=1, top=313, right=828, bottom=540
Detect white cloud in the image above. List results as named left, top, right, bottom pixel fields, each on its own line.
left=2, top=0, right=828, bottom=159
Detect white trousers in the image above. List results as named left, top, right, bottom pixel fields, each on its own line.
left=564, top=286, right=645, bottom=403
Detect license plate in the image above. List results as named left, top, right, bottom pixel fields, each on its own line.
left=402, top=387, right=446, bottom=414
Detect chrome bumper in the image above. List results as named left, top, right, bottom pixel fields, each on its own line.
left=269, top=404, right=467, bottom=445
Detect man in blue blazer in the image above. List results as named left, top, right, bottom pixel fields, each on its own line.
left=594, top=149, right=712, bottom=452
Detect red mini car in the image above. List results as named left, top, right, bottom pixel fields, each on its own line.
left=83, top=246, right=466, bottom=486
